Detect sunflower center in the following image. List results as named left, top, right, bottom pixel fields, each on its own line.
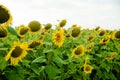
left=11, top=46, right=23, bottom=58
left=75, top=47, right=82, bottom=55
left=0, top=27, right=7, bottom=38
left=55, top=33, right=61, bottom=41
left=99, top=31, right=105, bottom=36
left=103, top=38, right=108, bottom=42
left=71, top=28, right=80, bottom=38
left=0, top=6, right=10, bottom=24
left=20, top=28, right=28, bottom=35
left=28, top=21, right=41, bottom=32
left=85, top=65, right=91, bottom=71
left=28, top=41, right=41, bottom=48
left=87, top=36, right=94, bottom=41
left=115, top=31, right=120, bottom=39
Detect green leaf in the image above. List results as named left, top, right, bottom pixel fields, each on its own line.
left=7, top=26, right=20, bottom=38
left=31, top=56, right=46, bottom=63
left=31, top=63, right=45, bottom=75
left=0, top=56, right=7, bottom=70
left=52, top=55, right=67, bottom=64
left=45, top=65, right=59, bottom=79
left=0, top=48, right=8, bottom=50
left=5, top=66, right=25, bottom=80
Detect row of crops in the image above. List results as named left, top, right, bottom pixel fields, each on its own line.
left=0, top=4, right=120, bottom=80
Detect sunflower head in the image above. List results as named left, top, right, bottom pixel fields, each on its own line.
left=28, top=40, right=43, bottom=49
left=72, top=45, right=84, bottom=58
left=112, top=30, right=120, bottom=40
left=85, top=42, right=94, bottom=52
left=86, top=35, right=96, bottom=42
left=52, top=30, right=65, bottom=47
left=0, top=25, right=8, bottom=39
left=5, top=42, right=28, bottom=66
left=99, top=35, right=111, bottom=45
left=99, top=30, right=106, bottom=36
left=84, top=64, right=93, bottom=74
left=18, top=25, right=29, bottom=38
left=0, top=5, right=13, bottom=27
left=44, top=23, right=52, bottom=30
left=71, top=24, right=77, bottom=28
left=94, top=26, right=100, bottom=31
left=106, top=52, right=118, bottom=60
left=28, top=20, right=41, bottom=33
left=59, top=19, right=67, bottom=27
left=71, top=27, right=81, bottom=39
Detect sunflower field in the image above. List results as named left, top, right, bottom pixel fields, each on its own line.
left=0, top=4, right=120, bottom=80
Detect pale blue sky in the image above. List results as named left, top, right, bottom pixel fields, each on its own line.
left=0, top=0, right=120, bottom=30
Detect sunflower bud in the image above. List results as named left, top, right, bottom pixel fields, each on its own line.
left=28, top=20, right=41, bottom=33
left=59, top=19, right=67, bottom=27
left=44, top=23, right=52, bottom=30
left=71, top=27, right=81, bottom=38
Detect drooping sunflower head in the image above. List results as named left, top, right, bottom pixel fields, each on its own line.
left=94, top=26, right=100, bottom=31
left=52, top=30, right=65, bottom=47
left=0, top=5, right=13, bottom=27
left=28, top=20, right=41, bottom=33
left=28, top=40, right=43, bottom=50
left=112, top=30, right=120, bottom=40
left=85, top=42, right=94, bottom=52
left=72, top=45, right=85, bottom=58
left=98, top=30, right=106, bottom=36
left=59, top=19, right=67, bottom=27
left=44, top=23, right=52, bottom=30
left=71, top=24, right=77, bottom=28
left=84, top=64, right=93, bottom=74
left=86, top=35, right=96, bottom=42
left=0, top=25, right=8, bottom=39
left=71, top=27, right=81, bottom=39
left=17, top=25, right=29, bottom=38
left=106, top=52, right=118, bottom=60
left=99, top=35, right=111, bottom=45
left=5, top=42, right=28, bottom=66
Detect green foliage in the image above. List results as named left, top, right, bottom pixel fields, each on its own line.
left=0, top=24, right=120, bottom=80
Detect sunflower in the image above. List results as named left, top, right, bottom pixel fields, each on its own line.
left=94, top=26, right=100, bottom=31
left=84, top=56, right=89, bottom=64
left=72, top=45, right=85, bottom=58
left=5, top=42, right=28, bottom=66
left=70, top=27, right=81, bottom=39
left=52, top=29, right=65, bottom=47
left=85, top=42, right=94, bottom=52
left=28, top=40, right=43, bottom=50
left=17, top=25, right=29, bottom=38
left=84, top=64, right=93, bottom=74
left=99, top=35, right=111, bottom=45
left=112, top=30, right=120, bottom=40
left=86, top=35, right=96, bottom=42
left=106, top=52, right=118, bottom=60
left=59, top=19, right=67, bottom=27
left=0, top=5, right=12, bottom=27
left=98, top=30, right=106, bottom=36
left=0, top=25, right=8, bottom=39
left=71, top=24, right=77, bottom=28
left=28, top=20, right=41, bottom=33
left=44, top=23, right=52, bottom=30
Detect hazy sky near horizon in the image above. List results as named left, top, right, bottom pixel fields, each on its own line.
left=0, top=0, right=120, bottom=30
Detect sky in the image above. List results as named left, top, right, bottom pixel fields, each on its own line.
left=0, top=0, right=120, bottom=30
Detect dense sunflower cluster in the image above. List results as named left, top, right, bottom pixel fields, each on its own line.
left=0, top=5, right=120, bottom=80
